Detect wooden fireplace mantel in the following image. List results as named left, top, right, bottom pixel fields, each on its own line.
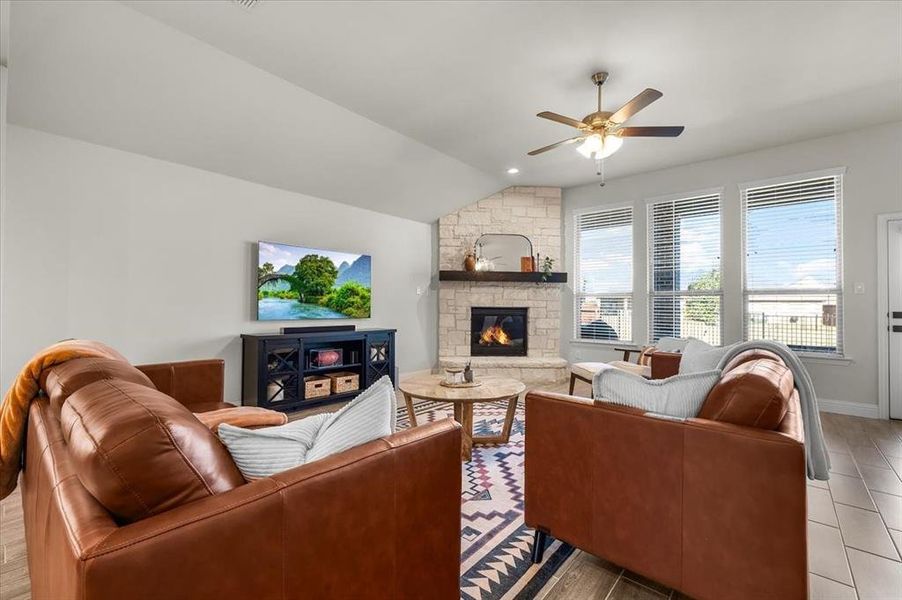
left=438, top=270, right=567, bottom=283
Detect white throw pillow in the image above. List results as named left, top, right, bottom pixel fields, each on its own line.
left=593, top=368, right=721, bottom=419
left=679, top=340, right=734, bottom=374
left=218, top=412, right=332, bottom=480
left=304, top=375, right=394, bottom=463
left=218, top=376, right=397, bottom=479
left=654, top=337, right=694, bottom=353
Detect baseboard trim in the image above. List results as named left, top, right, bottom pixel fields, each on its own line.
left=818, top=398, right=880, bottom=419
left=399, top=368, right=434, bottom=381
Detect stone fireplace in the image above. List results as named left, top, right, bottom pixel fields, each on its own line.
left=437, top=187, right=568, bottom=383
left=471, top=307, right=528, bottom=357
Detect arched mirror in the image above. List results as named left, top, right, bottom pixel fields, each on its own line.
left=474, top=234, right=534, bottom=272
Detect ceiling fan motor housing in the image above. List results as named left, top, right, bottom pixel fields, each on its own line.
left=583, top=111, right=613, bottom=129
left=591, top=72, right=609, bottom=86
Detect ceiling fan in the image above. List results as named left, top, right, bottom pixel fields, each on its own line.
left=529, top=72, right=684, bottom=163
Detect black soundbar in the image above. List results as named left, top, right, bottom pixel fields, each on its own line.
left=280, top=325, right=356, bottom=334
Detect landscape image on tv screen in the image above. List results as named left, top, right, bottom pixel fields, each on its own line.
left=257, top=241, right=372, bottom=321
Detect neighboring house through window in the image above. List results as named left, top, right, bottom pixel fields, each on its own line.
left=741, top=171, right=844, bottom=355
left=574, top=206, right=633, bottom=342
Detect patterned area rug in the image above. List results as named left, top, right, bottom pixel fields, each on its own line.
left=398, top=400, right=574, bottom=600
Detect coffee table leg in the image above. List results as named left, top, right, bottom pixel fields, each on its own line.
left=499, top=395, right=518, bottom=443
left=403, top=392, right=418, bottom=428
left=459, top=403, right=474, bottom=461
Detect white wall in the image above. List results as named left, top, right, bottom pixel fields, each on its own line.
left=562, top=122, right=902, bottom=411
left=0, top=65, right=7, bottom=381
left=7, top=0, right=503, bottom=224
left=1, top=125, right=437, bottom=400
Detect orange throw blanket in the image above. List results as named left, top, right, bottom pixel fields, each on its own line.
left=195, top=406, right=288, bottom=431
left=0, top=340, right=126, bottom=500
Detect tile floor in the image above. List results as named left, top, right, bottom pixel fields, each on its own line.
left=2, top=390, right=901, bottom=599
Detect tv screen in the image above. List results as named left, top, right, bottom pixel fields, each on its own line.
left=257, top=241, right=371, bottom=321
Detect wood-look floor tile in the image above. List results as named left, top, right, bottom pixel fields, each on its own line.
left=829, top=452, right=861, bottom=477
left=835, top=503, right=900, bottom=561
left=890, top=529, right=902, bottom=557
left=850, top=444, right=891, bottom=470
left=842, top=429, right=879, bottom=448
left=809, top=486, right=839, bottom=527
left=808, top=573, right=857, bottom=600
left=607, top=577, right=669, bottom=599
left=846, top=548, right=902, bottom=600
left=825, top=432, right=852, bottom=455
left=859, top=465, right=902, bottom=496
left=887, top=455, right=902, bottom=479
left=808, top=521, right=854, bottom=586
left=872, top=491, right=902, bottom=531
left=829, top=473, right=877, bottom=511
left=543, top=552, right=621, bottom=600
left=0, top=557, right=28, bottom=576
left=874, top=437, right=902, bottom=459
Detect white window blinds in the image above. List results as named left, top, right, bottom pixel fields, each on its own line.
left=574, top=206, right=633, bottom=342
left=648, top=193, right=722, bottom=345
left=742, top=174, right=843, bottom=355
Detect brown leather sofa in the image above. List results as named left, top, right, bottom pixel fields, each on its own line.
left=21, top=356, right=462, bottom=600
left=527, top=349, right=806, bottom=600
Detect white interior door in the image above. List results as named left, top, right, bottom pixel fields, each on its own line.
left=889, top=219, right=902, bottom=420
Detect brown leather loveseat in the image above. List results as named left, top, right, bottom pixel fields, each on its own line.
left=21, top=356, right=462, bottom=599
left=526, top=349, right=807, bottom=600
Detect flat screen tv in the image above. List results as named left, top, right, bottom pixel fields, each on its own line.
left=257, top=241, right=371, bottom=321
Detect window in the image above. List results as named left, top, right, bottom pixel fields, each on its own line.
left=741, top=173, right=843, bottom=355
left=574, top=206, right=633, bottom=342
left=648, top=192, right=722, bottom=345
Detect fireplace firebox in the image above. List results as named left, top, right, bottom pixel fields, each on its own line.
left=470, top=307, right=528, bottom=357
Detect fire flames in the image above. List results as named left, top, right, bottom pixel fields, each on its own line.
left=479, top=325, right=512, bottom=346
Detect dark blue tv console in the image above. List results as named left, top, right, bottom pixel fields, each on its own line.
left=240, top=328, right=396, bottom=413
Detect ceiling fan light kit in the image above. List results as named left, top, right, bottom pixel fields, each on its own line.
left=529, top=71, right=685, bottom=176
left=576, top=133, right=622, bottom=159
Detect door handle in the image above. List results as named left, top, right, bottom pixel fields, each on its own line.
left=893, top=311, right=902, bottom=319
left=894, top=325, right=902, bottom=333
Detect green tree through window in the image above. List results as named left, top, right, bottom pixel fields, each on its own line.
left=685, top=269, right=720, bottom=325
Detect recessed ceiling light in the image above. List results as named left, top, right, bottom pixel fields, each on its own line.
left=506, top=168, right=520, bottom=174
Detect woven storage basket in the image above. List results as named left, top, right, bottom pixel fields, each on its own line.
left=327, top=371, right=359, bottom=394
left=304, top=375, right=331, bottom=399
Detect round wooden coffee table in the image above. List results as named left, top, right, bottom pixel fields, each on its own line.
left=399, top=375, right=526, bottom=461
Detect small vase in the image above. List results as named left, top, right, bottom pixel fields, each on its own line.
left=464, top=253, right=477, bottom=272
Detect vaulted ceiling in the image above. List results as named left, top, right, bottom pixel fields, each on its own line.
left=7, top=1, right=902, bottom=222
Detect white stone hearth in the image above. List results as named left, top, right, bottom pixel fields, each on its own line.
left=437, top=186, right=566, bottom=383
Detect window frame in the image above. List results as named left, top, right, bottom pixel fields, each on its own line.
left=572, top=203, right=635, bottom=345
left=739, top=167, right=845, bottom=358
left=645, top=188, right=724, bottom=346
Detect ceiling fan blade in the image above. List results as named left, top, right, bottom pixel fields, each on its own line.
left=617, top=126, right=684, bottom=137
left=608, top=89, right=663, bottom=124
left=537, top=111, right=590, bottom=130
left=528, top=135, right=586, bottom=156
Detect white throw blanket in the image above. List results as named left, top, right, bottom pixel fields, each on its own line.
left=716, top=341, right=831, bottom=481
left=593, top=339, right=831, bottom=481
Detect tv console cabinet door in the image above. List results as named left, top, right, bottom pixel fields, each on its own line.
left=261, top=338, right=302, bottom=409
left=365, top=332, right=395, bottom=386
